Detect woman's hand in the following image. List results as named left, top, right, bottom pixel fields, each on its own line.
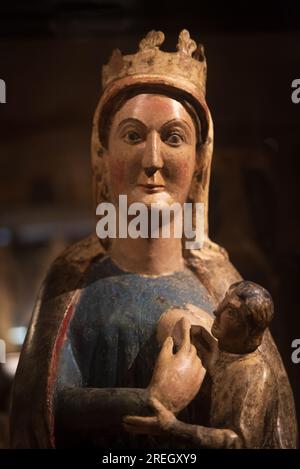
left=147, top=317, right=203, bottom=414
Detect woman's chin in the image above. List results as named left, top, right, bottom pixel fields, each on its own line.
left=128, top=188, right=176, bottom=208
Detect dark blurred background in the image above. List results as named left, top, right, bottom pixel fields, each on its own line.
left=0, top=0, right=300, bottom=448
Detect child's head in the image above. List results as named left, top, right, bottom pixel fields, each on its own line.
left=211, top=281, right=274, bottom=353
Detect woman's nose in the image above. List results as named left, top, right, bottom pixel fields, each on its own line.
left=142, top=130, right=163, bottom=176
left=144, top=166, right=158, bottom=178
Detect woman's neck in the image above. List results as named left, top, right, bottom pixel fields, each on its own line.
left=110, top=235, right=184, bottom=275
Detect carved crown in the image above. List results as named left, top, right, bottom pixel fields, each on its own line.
left=102, top=29, right=207, bottom=96
left=97, top=29, right=210, bottom=145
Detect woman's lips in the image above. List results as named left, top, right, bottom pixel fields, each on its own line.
left=138, top=184, right=165, bottom=193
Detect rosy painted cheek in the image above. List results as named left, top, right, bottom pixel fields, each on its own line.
left=111, top=159, right=125, bottom=186
left=172, top=159, right=193, bottom=184
left=178, top=161, right=189, bottom=180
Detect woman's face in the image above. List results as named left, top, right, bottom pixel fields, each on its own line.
left=104, top=93, right=197, bottom=208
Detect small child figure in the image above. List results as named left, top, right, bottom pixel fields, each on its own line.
left=124, top=281, right=283, bottom=448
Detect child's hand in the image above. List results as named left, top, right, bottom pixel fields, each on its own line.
left=123, top=397, right=177, bottom=436
left=191, top=325, right=219, bottom=374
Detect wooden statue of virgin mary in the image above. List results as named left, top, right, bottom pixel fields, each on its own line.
left=10, top=30, right=297, bottom=449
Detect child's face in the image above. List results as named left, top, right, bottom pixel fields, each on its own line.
left=211, top=291, right=247, bottom=351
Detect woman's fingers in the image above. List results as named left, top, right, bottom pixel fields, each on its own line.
left=177, top=317, right=191, bottom=354
left=189, top=344, right=197, bottom=358
left=158, top=336, right=174, bottom=360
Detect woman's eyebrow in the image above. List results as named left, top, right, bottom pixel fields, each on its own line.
left=117, top=118, right=145, bottom=131
left=116, top=117, right=193, bottom=134
left=160, top=119, right=193, bottom=132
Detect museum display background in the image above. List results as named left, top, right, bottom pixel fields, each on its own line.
left=0, top=0, right=299, bottom=448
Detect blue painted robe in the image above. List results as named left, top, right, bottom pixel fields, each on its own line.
left=56, top=255, right=215, bottom=447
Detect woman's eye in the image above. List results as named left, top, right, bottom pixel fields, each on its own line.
left=164, top=132, right=184, bottom=146
left=123, top=130, right=142, bottom=144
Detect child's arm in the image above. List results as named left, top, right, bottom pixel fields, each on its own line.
left=124, top=359, right=277, bottom=449
left=123, top=397, right=242, bottom=448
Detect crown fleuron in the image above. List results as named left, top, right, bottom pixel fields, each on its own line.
left=102, top=29, right=207, bottom=96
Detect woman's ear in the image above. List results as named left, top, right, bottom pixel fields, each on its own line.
left=188, top=145, right=203, bottom=202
